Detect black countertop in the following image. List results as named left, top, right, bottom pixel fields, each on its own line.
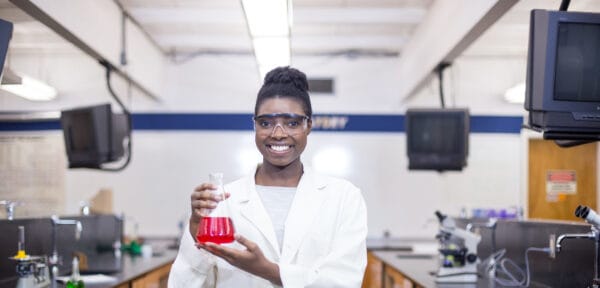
left=366, top=237, right=437, bottom=251
left=58, top=249, right=177, bottom=288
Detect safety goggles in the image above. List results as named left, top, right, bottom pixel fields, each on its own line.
left=252, top=113, right=310, bottom=135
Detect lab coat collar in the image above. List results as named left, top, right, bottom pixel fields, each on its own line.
left=236, top=166, right=328, bottom=259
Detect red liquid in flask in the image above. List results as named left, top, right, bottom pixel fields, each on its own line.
left=196, top=217, right=235, bottom=244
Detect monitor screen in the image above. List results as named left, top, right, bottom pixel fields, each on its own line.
left=406, top=108, right=469, bottom=171
left=525, top=10, right=600, bottom=138
left=554, top=22, right=600, bottom=102
left=0, top=19, right=12, bottom=81
left=60, top=104, right=126, bottom=168
left=64, top=111, right=95, bottom=153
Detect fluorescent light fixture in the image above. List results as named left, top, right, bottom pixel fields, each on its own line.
left=241, top=0, right=292, bottom=79
left=1, top=72, right=57, bottom=101
left=241, top=0, right=291, bottom=37
left=504, top=82, right=525, bottom=104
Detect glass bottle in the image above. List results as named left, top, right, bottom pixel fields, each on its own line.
left=66, top=256, right=84, bottom=288
left=196, top=173, right=235, bottom=244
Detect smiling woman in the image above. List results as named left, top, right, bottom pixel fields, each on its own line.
left=253, top=99, right=310, bottom=172
left=168, top=66, right=368, bottom=288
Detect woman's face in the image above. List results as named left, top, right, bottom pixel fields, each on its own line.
left=254, top=97, right=311, bottom=168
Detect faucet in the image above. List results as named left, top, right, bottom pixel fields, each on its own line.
left=48, top=215, right=83, bottom=288
left=0, top=200, right=21, bottom=220
left=79, top=201, right=90, bottom=216
left=466, top=218, right=498, bottom=232
left=556, top=231, right=596, bottom=253
left=556, top=205, right=600, bottom=288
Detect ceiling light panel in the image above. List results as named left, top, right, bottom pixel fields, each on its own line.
left=241, top=0, right=291, bottom=37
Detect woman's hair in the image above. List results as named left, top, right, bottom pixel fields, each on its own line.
left=254, top=66, right=313, bottom=117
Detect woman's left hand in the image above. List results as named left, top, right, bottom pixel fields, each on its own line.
left=196, top=235, right=282, bottom=285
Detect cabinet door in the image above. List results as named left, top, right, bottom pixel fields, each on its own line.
left=384, top=265, right=414, bottom=288
left=132, top=263, right=173, bottom=288
left=528, top=139, right=597, bottom=221
left=114, top=283, right=130, bottom=288
left=362, top=252, right=383, bottom=288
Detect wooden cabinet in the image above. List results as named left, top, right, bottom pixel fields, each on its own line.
left=364, top=252, right=422, bottom=288
left=114, top=283, right=130, bottom=288
left=362, top=252, right=383, bottom=288
left=384, top=265, right=414, bottom=288
left=131, top=262, right=172, bottom=288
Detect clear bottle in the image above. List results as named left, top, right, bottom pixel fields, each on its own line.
left=196, top=173, right=235, bottom=244
left=66, top=256, right=84, bottom=288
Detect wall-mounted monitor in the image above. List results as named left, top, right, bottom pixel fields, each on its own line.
left=525, top=10, right=600, bottom=140
left=405, top=108, right=469, bottom=171
left=60, top=103, right=128, bottom=169
left=0, top=18, right=12, bottom=82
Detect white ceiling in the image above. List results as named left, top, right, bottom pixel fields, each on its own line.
left=464, top=0, right=600, bottom=57
left=2, top=0, right=600, bottom=111
left=3, top=1, right=600, bottom=64
left=120, top=0, right=433, bottom=58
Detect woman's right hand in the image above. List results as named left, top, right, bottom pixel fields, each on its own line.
left=189, top=183, right=230, bottom=239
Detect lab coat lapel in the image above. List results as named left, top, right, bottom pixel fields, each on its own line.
left=282, top=169, right=327, bottom=259
left=237, top=176, right=280, bottom=255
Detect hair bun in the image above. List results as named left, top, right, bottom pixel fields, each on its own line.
left=263, top=66, right=309, bottom=93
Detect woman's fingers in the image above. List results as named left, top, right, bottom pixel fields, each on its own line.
left=192, top=186, right=224, bottom=201
left=194, top=183, right=215, bottom=192
left=190, top=184, right=231, bottom=220
left=191, top=199, right=218, bottom=209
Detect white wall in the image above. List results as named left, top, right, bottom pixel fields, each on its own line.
left=407, top=55, right=527, bottom=115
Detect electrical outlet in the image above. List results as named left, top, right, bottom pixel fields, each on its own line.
left=549, top=234, right=556, bottom=259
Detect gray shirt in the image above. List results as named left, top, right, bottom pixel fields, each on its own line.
left=255, top=185, right=297, bottom=251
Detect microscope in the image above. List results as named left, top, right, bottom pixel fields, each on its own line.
left=556, top=205, right=600, bottom=288
left=434, top=211, right=481, bottom=283
left=10, top=226, right=50, bottom=288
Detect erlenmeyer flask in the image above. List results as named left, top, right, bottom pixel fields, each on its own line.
left=196, top=173, right=235, bottom=244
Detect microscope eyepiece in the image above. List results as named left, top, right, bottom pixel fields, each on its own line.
left=574, top=205, right=600, bottom=227
left=435, top=211, right=446, bottom=222
left=575, top=205, right=589, bottom=218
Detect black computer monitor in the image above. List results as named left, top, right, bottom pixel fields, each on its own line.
left=405, top=108, right=469, bottom=171
left=0, top=18, right=13, bottom=81
left=60, top=104, right=127, bottom=168
left=525, top=10, right=600, bottom=139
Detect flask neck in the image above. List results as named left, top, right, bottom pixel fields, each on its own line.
left=71, top=257, right=80, bottom=281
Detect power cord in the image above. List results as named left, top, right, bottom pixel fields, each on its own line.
left=484, top=247, right=551, bottom=287
left=98, top=59, right=132, bottom=172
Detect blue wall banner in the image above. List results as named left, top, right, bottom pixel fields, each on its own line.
left=0, top=113, right=523, bottom=134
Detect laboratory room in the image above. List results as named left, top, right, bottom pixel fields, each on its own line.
left=3, top=0, right=600, bottom=287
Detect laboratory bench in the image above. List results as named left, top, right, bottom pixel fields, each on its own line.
left=364, top=238, right=437, bottom=288
left=364, top=250, right=564, bottom=288
left=58, top=249, right=177, bottom=288
left=363, top=217, right=598, bottom=288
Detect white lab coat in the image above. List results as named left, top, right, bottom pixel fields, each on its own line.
left=168, top=168, right=368, bottom=288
